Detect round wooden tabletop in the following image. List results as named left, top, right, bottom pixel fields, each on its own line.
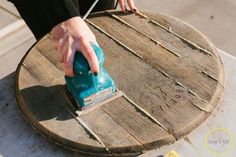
left=15, top=10, right=225, bottom=156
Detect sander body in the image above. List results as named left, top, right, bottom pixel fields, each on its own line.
left=65, top=43, right=118, bottom=110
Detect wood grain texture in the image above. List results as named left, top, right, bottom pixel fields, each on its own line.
left=15, top=11, right=225, bottom=156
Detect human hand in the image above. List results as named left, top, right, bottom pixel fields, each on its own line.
left=117, top=0, right=138, bottom=13
left=51, top=17, right=99, bottom=77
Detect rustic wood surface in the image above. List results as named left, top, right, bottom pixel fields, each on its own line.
left=15, top=10, right=225, bottom=156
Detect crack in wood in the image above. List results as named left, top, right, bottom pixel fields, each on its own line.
left=73, top=115, right=110, bottom=152
left=158, top=69, right=171, bottom=78
left=165, top=102, right=171, bottom=109
left=202, top=71, right=224, bottom=87
left=105, top=11, right=181, bottom=58
left=136, top=12, right=215, bottom=57
left=86, top=19, right=144, bottom=59
left=161, top=73, right=214, bottom=113
left=160, top=88, right=167, bottom=101
left=64, top=106, right=110, bottom=152
left=101, top=109, right=146, bottom=152
left=122, top=94, right=169, bottom=132
left=22, top=64, right=42, bottom=84
left=56, top=89, right=112, bottom=152
left=170, top=99, right=177, bottom=104
left=189, top=100, right=213, bottom=112
left=187, top=90, right=214, bottom=112
left=174, top=81, right=185, bottom=88
left=159, top=105, right=164, bottom=111
left=159, top=75, right=213, bottom=112
left=188, top=90, right=207, bottom=102
left=163, top=74, right=213, bottom=112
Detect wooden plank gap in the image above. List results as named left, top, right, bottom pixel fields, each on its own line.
left=173, top=80, right=214, bottom=112
left=21, top=53, right=63, bottom=86
left=137, top=12, right=215, bottom=57
left=172, top=78, right=214, bottom=112
left=35, top=47, right=63, bottom=72
left=74, top=115, right=110, bottom=152
left=85, top=19, right=144, bottom=59
left=122, top=94, right=170, bottom=133
left=54, top=90, right=110, bottom=152
left=105, top=11, right=181, bottom=58
left=21, top=64, right=41, bottom=82
left=187, top=89, right=210, bottom=107
left=189, top=101, right=214, bottom=113
left=32, top=48, right=63, bottom=75
left=202, top=71, right=224, bottom=88
left=158, top=69, right=171, bottom=78
left=157, top=68, right=212, bottom=107
left=102, top=108, right=146, bottom=151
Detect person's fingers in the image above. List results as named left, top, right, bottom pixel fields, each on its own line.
left=118, top=0, right=126, bottom=13
left=127, top=0, right=138, bottom=13
left=56, top=34, right=76, bottom=77
left=78, top=38, right=99, bottom=74
left=51, top=25, right=67, bottom=50
left=55, top=38, right=66, bottom=63
left=62, top=35, right=77, bottom=77
left=51, top=39, right=58, bottom=51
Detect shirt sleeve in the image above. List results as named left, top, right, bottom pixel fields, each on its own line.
left=8, top=0, right=81, bottom=39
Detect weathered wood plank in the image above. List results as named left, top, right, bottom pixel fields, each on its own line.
left=137, top=11, right=215, bottom=54
left=90, top=26, right=221, bottom=138
left=107, top=11, right=220, bottom=76
left=88, top=14, right=223, bottom=103
left=101, top=97, right=175, bottom=149
left=79, top=107, right=143, bottom=153
left=106, top=11, right=225, bottom=109
left=35, top=35, right=64, bottom=72
left=22, top=48, right=64, bottom=86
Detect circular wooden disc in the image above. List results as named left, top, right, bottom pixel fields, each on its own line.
left=15, top=11, right=225, bottom=156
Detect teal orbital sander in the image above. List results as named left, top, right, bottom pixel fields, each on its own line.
left=65, top=0, right=121, bottom=111
left=65, top=43, right=119, bottom=110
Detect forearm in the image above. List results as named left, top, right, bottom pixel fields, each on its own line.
left=8, top=0, right=81, bottom=39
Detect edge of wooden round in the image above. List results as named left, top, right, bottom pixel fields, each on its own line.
left=14, top=10, right=225, bottom=156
